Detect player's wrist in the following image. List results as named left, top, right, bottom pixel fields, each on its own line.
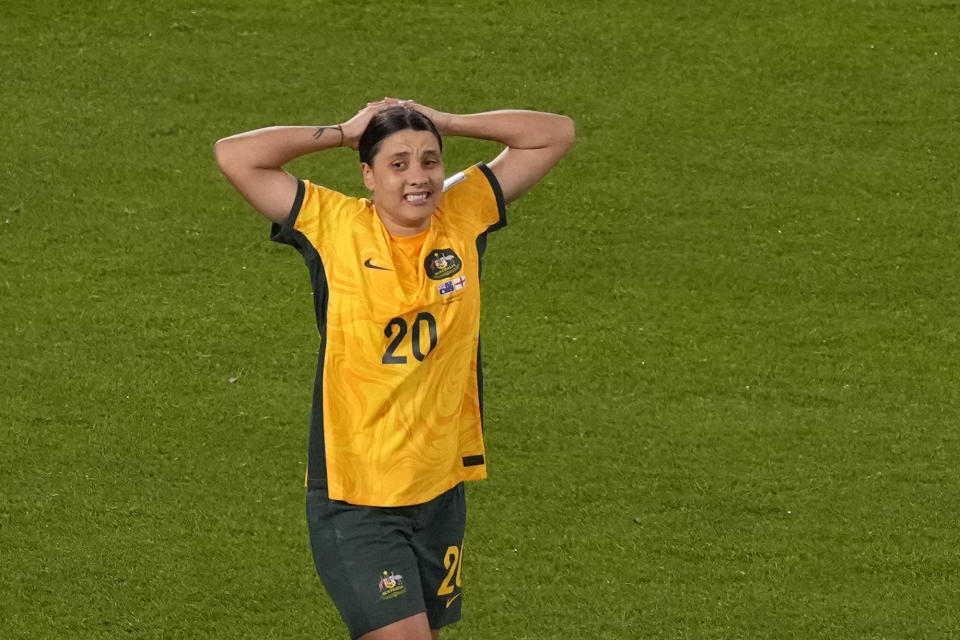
left=339, top=121, right=365, bottom=151
left=443, top=112, right=477, bottom=138
left=310, top=124, right=346, bottom=149
left=432, top=111, right=454, bottom=136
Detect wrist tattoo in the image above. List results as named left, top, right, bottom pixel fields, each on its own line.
left=313, top=124, right=345, bottom=146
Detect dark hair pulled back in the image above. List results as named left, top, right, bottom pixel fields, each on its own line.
left=358, top=106, right=443, bottom=166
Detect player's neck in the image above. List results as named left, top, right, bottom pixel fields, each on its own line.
left=375, top=204, right=433, bottom=237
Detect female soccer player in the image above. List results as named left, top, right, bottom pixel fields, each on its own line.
left=214, top=99, right=574, bottom=640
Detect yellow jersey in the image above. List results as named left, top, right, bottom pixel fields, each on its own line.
left=271, top=163, right=507, bottom=506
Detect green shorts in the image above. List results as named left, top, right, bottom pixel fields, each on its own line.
left=305, top=483, right=466, bottom=639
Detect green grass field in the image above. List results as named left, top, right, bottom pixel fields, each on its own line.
left=3, top=0, right=960, bottom=638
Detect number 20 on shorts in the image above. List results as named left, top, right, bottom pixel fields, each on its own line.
left=437, top=544, right=463, bottom=596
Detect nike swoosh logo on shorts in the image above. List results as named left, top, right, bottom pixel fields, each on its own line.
left=364, top=258, right=391, bottom=271
left=445, top=593, right=462, bottom=608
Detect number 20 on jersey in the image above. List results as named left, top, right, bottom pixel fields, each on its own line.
left=382, top=312, right=438, bottom=364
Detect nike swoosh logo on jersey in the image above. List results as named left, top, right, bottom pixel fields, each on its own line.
left=445, top=593, right=462, bottom=609
left=363, top=259, right=391, bottom=271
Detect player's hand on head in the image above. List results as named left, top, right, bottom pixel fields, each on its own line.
left=394, top=100, right=451, bottom=135
left=340, top=100, right=389, bottom=150
left=340, top=99, right=450, bottom=150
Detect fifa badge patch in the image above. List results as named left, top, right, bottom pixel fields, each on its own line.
left=437, top=275, right=467, bottom=296
left=378, top=570, right=406, bottom=600
left=425, top=248, right=462, bottom=280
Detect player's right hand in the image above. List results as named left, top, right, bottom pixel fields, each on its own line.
left=340, top=100, right=389, bottom=150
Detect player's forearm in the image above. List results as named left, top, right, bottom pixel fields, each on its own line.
left=214, top=125, right=343, bottom=173
left=441, top=110, right=575, bottom=151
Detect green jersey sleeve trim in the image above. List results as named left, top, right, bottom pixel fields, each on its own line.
left=476, top=162, right=507, bottom=233
left=269, top=178, right=306, bottom=246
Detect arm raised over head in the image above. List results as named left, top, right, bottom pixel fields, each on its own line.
left=402, top=102, right=575, bottom=203
left=214, top=101, right=388, bottom=223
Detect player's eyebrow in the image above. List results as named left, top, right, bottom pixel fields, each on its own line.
left=387, top=149, right=441, bottom=161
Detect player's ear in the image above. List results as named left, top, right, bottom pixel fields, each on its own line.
left=362, top=162, right=375, bottom=192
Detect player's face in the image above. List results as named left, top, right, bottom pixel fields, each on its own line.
left=362, top=129, right=444, bottom=236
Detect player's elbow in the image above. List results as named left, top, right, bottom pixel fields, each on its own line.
left=543, top=115, right=574, bottom=164
left=214, top=137, right=242, bottom=178
left=558, top=115, right=576, bottom=150
left=213, top=137, right=231, bottom=169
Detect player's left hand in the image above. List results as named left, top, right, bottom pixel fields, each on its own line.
left=381, top=97, right=452, bottom=135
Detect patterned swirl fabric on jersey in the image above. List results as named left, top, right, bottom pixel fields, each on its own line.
left=271, top=163, right=507, bottom=507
